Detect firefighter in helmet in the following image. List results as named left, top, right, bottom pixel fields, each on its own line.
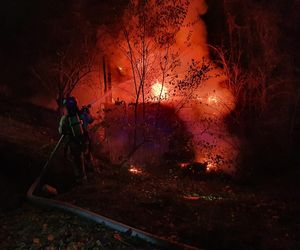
left=59, top=96, right=94, bottom=183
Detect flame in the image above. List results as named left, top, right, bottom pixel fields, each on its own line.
left=151, top=81, right=169, bottom=101
left=179, top=161, right=217, bottom=172
left=179, top=162, right=189, bottom=168
left=206, top=161, right=216, bottom=172
left=208, top=95, right=218, bottom=104
left=71, top=0, right=239, bottom=174
left=183, top=195, right=201, bottom=201
left=129, top=165, right=143, bottom=175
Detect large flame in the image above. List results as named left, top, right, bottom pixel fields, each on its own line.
left=151, top=81, right=169, bottom=101
left=72, top=0, right=239, bottom=173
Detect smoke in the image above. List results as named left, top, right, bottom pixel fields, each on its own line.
left=75, top=0, right=239, bottom=173
left=175, top=0, right=209, bottom=66
left=170, top=0, right=238, bottom=173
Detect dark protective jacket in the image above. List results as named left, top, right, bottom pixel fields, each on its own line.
left=58, top=112, right=93, bottom=137
left=58, top=111, right=94, bottom=178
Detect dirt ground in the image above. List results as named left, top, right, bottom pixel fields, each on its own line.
left=0, top=205, right=159, bottom=250
left=0, top=100, right=160, bottom=250
left=1, top=99, right=300, bottom=250
left=57, top=163, right=300, bottom=250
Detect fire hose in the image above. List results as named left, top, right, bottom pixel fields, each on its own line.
left=26, top=135, right=201, bottom=250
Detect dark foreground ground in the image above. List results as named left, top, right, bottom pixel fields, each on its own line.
left=0, top=205, right=159, bottom=250
left=57, top=163, right=300, bottom=250
left=0, top=100, right=159, bottom=250
left=1, top=100, right=300, bottom=250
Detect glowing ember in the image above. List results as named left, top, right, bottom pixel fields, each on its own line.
left=117, top=66, right=125, bottom=75
left=183, top=194, right=224, bottom=201
left=151, top=81, right=169, bottom=101
left=183, top=195, right=201, bottom=201
left=129, top=165, right=142, bottom=175
left=206, top=162, right=217, bottom=172
left=179, top=162, right=189, bottom=168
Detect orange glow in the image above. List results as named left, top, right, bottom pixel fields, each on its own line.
left=183, top=195, right=201, bottom=201
left=151, top=81, right=169, bottom=101
left=179, top=162, right=189, bottom=168
left=71, top=0, right=239, bottom=174
left=208, top=95, right=218, bottom=104
left=206, top=161, right=217, bottom=172
left=129, top=165, right=143, bottom=175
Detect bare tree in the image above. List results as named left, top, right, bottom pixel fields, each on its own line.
left=31, top=36, right=96, bottom=111
left=120, top=0, right=189, bottom=147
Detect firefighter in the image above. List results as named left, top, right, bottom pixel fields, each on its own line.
left=59, top=97, right=93, bottom=183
